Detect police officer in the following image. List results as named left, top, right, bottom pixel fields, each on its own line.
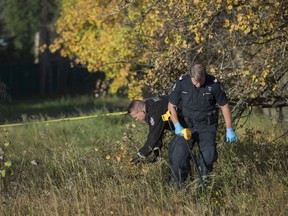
left=128, top=96, right=172, bottom=164
left=168, top=64, right=237, bottom=192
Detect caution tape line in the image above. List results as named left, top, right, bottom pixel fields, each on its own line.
left=0, top=111, right=128, bottom=128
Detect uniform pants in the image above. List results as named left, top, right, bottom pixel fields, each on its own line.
left=168, top=123, right=217, bottom=188
left=168, top=135, right=192, bottom=187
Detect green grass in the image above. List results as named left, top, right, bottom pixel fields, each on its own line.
left=0, top=97, right=287, bottom=215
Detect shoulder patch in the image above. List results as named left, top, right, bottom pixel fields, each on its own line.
left=213, top=78, right=218, bottom=83
left=150, top=117, right=155, bottom=126
left=171, top=83, right=177, bottom=92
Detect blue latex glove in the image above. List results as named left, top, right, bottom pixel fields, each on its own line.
left=226, top=128, right=238, bottom=143
left=174, top=122, right=184, bottom=137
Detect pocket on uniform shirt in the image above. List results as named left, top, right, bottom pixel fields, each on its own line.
left=203, top=93, right=214, bottom=105
left=181, top=91, right=191, bottom=106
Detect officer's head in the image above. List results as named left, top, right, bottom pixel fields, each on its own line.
left=190, top=64, right=206, bottom=88
left=127, top=100, right=146, bottom=121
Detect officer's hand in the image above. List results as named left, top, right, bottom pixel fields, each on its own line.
left=174, top=122, right=184, bottom=137
left=226, top=128, right=238, bottom=143
left=181, top=128, right=192, bottom=140
left=130, top=155, right=142, bottom=164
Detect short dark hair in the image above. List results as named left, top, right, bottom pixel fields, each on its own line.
left=190, top=64, right=206, bottom=81
left=127, top=100, right=145, bottom=114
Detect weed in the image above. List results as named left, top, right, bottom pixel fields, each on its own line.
left=0, top=97, right=287, bottom=215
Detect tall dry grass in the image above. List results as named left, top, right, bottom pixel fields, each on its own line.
left=0, top=99, right=287, bottom=215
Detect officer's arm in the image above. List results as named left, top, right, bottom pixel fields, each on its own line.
left=220, top=103, right=238, bottom=143
left=219, top=103, right=232, bottom=128
left=168, top=102, right=179, bottom=124
left=138, top=113, right=165, bottom=157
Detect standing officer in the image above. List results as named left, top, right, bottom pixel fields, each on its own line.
left=168, top=64, right=237, bottom=193
left=128, top=96, right=172, bottom=164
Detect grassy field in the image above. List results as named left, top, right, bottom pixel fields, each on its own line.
left=0, top=96, right=287, bottom=216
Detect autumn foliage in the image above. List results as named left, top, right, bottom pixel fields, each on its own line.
left=50, top=0, right=288, bottom=107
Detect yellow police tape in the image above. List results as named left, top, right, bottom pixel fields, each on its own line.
left=0, top=111, right=128, bottom=128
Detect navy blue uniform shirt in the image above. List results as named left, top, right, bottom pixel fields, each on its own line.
left=138, top=96, right=170, bottom=156
left=169, top=74, right=228, bottom=121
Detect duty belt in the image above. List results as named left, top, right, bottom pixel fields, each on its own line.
left=184, top=109, right=218, bottom=126
left=184, top=117, right=208, bottom=126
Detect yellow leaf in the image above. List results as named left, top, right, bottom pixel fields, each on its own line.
left=182, top=41, right=188, bottom=48
left=262, top=69, right=269, bottom=78
left=244, top=27, right=251, bottom=34
left=4, top=161, right=11, bottom=167
left=251, top=75, right=257, bottom=81
left=244, top=70, right=250, bottom=75
left=269, top=23, right=273, bottom=28
left=164, top=37, right=169, bottom=44
left=195, top=35, right=200, bottom=43
left=106, top=155, right=111, bottom=160
left=227, top=5, right=233, bottom=10
left=237, top=14, right=243, bottom=22
left=243, top=70, right=250, bottom=77
left=202, top=18, right=208, bottom=24
left=116, top=156, right=121, bottom=162
left=224, top=19, right=230, bottom=27
left=31, top=160, right=38, bottom=165
left=1, top=169, right=5, bottom=177
left=3, top=142, right=9, bottom=148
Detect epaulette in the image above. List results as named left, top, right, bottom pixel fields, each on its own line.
left=179, top=74, right=190, bottom=81
left=206, top=74, right=218, bottom=83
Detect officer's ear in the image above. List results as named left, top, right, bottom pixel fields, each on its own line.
left=141, top=108, right=146, bottom=115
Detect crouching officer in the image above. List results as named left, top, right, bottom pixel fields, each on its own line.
left=168, top=64, right=237, bottom=194
left=128, top=96, right=172, bottom=164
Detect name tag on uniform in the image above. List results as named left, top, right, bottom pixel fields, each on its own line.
left=181, top=91, right=188, bottom=94
left=203, top=92, right=212, bottom=96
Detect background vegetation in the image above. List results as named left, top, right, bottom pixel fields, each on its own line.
left=50, top=0, right=287, bottom=106
left=0, top=97, right=287, bottom=215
